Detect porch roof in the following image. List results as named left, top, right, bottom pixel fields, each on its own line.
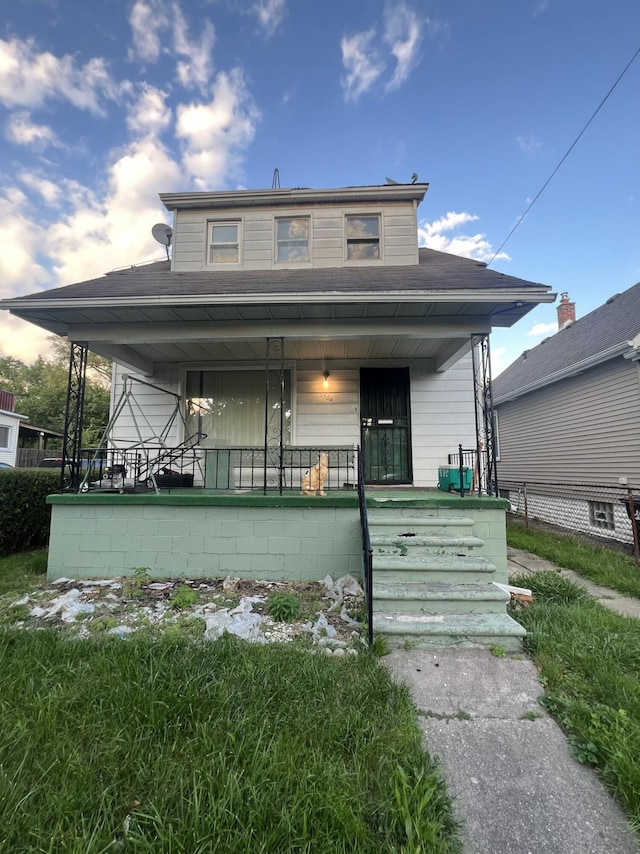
left=0, top=248, right=555, bottom=375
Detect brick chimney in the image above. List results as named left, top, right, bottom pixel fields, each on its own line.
left=557, top=292, right=576, bottom=329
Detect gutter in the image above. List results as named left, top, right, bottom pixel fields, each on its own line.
left=160, top=184, right=429, bottom=210
left=0, top=288, right=556, bottom=312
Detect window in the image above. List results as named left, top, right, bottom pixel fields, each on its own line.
left=346, top=214, right=380, bottom=260
left=276, top=217, right=309, bottom=262
left=185, top=369, right=292, bottom=447
left=208, top=222, right=239, bottom=264
left=588, top=500, right=615, bottom=531
left=0, top=426, right=8, bottom=448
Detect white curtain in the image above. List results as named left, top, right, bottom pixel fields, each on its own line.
left=186, top=370, right=291, bottom=447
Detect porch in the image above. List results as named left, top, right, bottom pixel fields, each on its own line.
left=46, top=488, right=523, bottom=650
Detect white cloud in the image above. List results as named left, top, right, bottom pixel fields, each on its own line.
left=252, top=0, right=287, bottom=37
left=0, top=314, right=54, bottom=363
left=0, top=189, right=50, bottom=297
left=5, top=110, right=60, bottom=148
left=527, top=321, right=557, bottom=337
left=0, top=37, right=117, bottom=114
left=173, top=6, right=215, bottom=91
left=340, top=29, right=385, bottom=102
left=126, top=84, right=172, bottom=137
left=383, top=3, right=423, bottom=91
left=517, top=134, right=543, bottom=154
left=176, top=69, right=259, bottom=189
left=19, top=171, right=61, bottom=205
left=129, top=0, right=170, bottom=61
left=46, top=138, right=181, bottom=287
left=418, top=211, right=510, bottom=262
left=490, top=345, right=508, bottom=377
left=128, top=0, right=215, bottom=91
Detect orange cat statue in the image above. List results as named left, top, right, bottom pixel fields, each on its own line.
left=301, top=452, right=329, bottom=496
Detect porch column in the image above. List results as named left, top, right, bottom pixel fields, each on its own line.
left=263, top=337, right=285, bottom=494
left=61, top=341, right=88, bottom=493
left=471, top=334, right=498, bottom=496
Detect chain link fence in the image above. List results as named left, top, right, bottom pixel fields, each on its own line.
left=499, top=479, right=640, bottom=554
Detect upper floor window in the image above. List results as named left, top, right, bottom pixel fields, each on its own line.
left=346, top=214, right=380, bottom=260
left=277, top=217, right=309, bottom=262
left=209, top=222, right=240, bottom=264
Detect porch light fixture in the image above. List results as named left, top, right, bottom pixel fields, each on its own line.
left=323, top=370, right=330, bottom=388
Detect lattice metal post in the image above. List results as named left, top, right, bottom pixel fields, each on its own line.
left=471, top=334, right=498, bottom=496
left=61, top=341, right=88, bottom=493
left=263, top=337, right=285, bottom=494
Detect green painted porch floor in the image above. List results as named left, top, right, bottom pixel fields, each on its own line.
left=49, top=487, right=509, bottom=511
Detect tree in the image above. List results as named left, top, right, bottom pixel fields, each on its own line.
left=0, top=341, right=111, bottom=447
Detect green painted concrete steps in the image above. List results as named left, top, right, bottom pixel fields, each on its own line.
left=372, top=582, right=510, bottom=614
left=371, top=613, right=526, bottom=651
left=372, top=555, right=498, bottom=585
left=371, top=534, right=485, bottom=555
left=367, top=507, right=524, bottom=650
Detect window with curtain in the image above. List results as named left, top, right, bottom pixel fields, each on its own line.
left=185, top=369, right=291, bottom=447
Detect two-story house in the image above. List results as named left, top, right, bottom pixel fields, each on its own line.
left=0, top=181, right=555, bottom=648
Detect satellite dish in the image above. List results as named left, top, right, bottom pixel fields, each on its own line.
left=152, top=223, right=173, bottom=246
left=385, top=177, right=399, bottom=185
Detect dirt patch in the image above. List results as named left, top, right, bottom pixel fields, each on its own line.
left=1, top=573, right=366, bottom=655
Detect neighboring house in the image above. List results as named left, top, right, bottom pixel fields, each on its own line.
left=0, top=390, right=27, bottom=467
left=0, top=181, right=555, bottom=648
left=494, top=285, right=640, bottom=543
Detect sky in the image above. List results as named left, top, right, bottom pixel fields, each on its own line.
left=0, top=0, right=639, bottom=376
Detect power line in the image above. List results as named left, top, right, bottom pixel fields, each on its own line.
left=487, top=44, right=640, bottom=267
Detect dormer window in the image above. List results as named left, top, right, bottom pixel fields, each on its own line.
left=209, top=222, right=240, bottom=264
left=346, top=214, right=380, bottom=260
left=276, top=217, right=310, bottom=262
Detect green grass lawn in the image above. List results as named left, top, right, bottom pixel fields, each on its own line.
left=0, top=548, right=47, bottom=597
left=0, top=550, right=460, bottom=853
left=510, top=571, right=640, bottom=831
left=507, top=518, right=640, bottom=599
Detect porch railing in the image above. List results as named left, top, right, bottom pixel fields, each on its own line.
left=203, top=446, right=357, bottom=494
left=357, top=446, right=374, bottom=650
left=74, top=444, right=358, bottom=495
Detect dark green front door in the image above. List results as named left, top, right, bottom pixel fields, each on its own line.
left=360, top=367, right=412, bottom=484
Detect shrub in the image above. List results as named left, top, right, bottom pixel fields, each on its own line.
left=0, top=468, right=59, bottom=556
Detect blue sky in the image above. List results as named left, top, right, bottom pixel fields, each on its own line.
left=1, top=0, right=639, bottom=375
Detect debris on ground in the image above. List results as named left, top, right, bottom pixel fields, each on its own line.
left=1, top=573, right=366, bottom=652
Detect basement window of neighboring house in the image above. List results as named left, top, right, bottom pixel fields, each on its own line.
left=0, top=426, right=9, bottom=448
left=276, top=217, right=310, bottom=262
left=588, top=500, right=615, bottom=531
left=345, top=214, right=380, bottom=260
left=185, top=369, right=292, bottom=447
left=208, top=222, right=240, bottom=264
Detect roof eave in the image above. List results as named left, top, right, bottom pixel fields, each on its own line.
left=0, top=287, right=555, bottom=312
left=494, top=341, right=632, bottom=405
left=160, top=184, right=429, bottom=211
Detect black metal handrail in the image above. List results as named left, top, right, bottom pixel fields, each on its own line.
left=357, top=445, right=374, bottom=650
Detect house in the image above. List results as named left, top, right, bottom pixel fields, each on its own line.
left=0, top=390, right=27, bottom=467
left=493, top=285, right=640, bottom=544
left=0, top=181, right=555, bottom=647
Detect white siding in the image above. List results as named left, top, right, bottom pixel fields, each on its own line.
left=294, top=370, right=360, bottom=446
left=110, top=363, right=181, bottom=447
left=0, top=412, right=21, bottom=467
left=172, top=201, right=418, bottom=271
left=410, top=355, right=477, bottom=487
left=109, top=357, right=477, bottom=488
left=496, top=357, right=640, bottom=485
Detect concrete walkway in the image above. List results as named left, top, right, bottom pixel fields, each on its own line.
left=384, top=551, right=640, bottom=854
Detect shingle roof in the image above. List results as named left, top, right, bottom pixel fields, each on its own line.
left=4, top=248, right=550, bottom=303
left=493, top=280, right=640, bottom=401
